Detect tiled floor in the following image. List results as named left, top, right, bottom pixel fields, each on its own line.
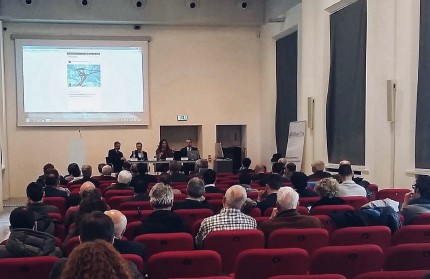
left=0, top=198, right=27, bottom=241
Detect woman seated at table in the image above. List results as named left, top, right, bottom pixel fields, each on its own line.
left=311, top=177, right=346, bottom=208
left=155, top=139, right=174, bottom=172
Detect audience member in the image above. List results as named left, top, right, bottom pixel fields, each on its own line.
left=203, top=169, right=224, bottom=193
left=70, top=164, right=100, bottom=187
left=130, top=142, right=148, bottom=161
left=129, top=163, right=157, bottom=189
left=239, top=172, right=257, bottom=192
left=258, top=187, right=322, bottom=239
left=259, top=162, right=289, bottom=186
left=284, top=162, right=296, bottom=179
left=252, top=164, right=268, bottom=181
left=64, top=182, right=96, bottom=227
left=122, top=180, right=150, bottom=202
left=291, top=172, right=319, bottom=197
left=44, top=169, right=69, bottom=199
left=122, top=162, right=132, bottom=172
left=196, top=185, right=257, bottom=248
left=107, top=141, right=126, bottom=173
left=64, top=163, right=82, bottom=183
left=37, top=163, right=67, bottom=185
left=133, top=183, right=190, bottom=237
left=169, top=160, right=189, bottom=182
left=193, top=159, right=209, bottom=177
left=338, top=164, right=367, bottom=197
left=50, top=212, right=142, bottom=279
left=104, top=171, right=134, bottom=193
left=238, top=158, right=254, bottom=174
left=172, top=178, right=213, bottom=210
left=402, top=175, right=430, bottom=224
left=256, top=174, right=282, bottom=214
left=104, top=210, right=146, bottom=260
left=158, top=173, right=181, bottom=194
left=308, top=160, right=332, bottom=180
left=96, top=165, right=117, bottom=183
left=0, top=206, right=61, bottom=258
left=130, top=163, right=139, bottom=177
left=312, top=178, right=346, bottom=208
left=97, top=163, right=106, bottom=175
left=58, top=240, right=133, bottom=279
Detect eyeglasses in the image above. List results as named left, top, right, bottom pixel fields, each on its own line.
left=412, top=184, right=417, bottom=190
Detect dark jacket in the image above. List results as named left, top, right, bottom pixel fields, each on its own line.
left=312, top=197, right=346, bottom=208
left=104, top=183, right=134, bottom=193
left=257, top=193, right=278, bottom=215
left=113, top=238, right=146, bottom=260
left=308, top=171, right=332, bottom=181
left=204, top=185, right=225, bottom=194
left=172, top=199, right=213, bottom=211
left=44, top=186, right=68, bottom=199
left=0, top=229, right=61, bottom=258
left=70, top=176, right=100, bottom=187
left=130, top=174, right=158, bottom=189
left=28, top=202, right=60, bottom=214
left=296, top=188, right=319, bottom=198
left=130, top=150, right=148, bottom=161
left=170, top=172, right=190, bottom=183
left=107, top=148, right=125, bottom=173
left=252, top=173, right=268, bottom=182
left=133, top=210, right=190, bottom=238
left=122, top=193, right=150, bottom=202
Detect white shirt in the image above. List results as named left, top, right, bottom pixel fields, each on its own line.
left=338, top=180, right=367, bottom=197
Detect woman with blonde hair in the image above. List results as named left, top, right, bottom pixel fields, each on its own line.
left=312, top=177, right=346, bottom=208
left=60, top=240, right=132, bottom=279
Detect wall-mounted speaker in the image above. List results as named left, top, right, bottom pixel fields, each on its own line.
left=185, top=0, right=199, bottom=9
left=20, top=0, right=38, bottom=7
left=131, top=0, right=146, bottom=9
left=76, top=0, right=92, bottom=8
left=308, top=97, right=315, bottom=129
left=387, top=80, right=396, bottom=122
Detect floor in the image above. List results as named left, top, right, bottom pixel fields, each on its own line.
left=0, top=198, right=27, bottom=241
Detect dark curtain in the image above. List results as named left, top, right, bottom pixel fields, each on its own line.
left=326, top=0, right=367, bottom=165
left=416, top=0, right=430, bottom=168
left=276, top=31, right=298, bottom=156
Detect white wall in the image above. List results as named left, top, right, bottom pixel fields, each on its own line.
left=2, top=23, right=262, bottom=198
left=260, top=0, right=419, bottom=189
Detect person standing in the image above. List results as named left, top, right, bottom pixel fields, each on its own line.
left=107, top=141, right=126, bottom=173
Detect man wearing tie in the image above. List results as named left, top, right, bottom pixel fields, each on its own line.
left=180, top=139, right=199, bottom=175
left=107, top=141, right=126, bottom=173
left=130, top=142, right=148, bottom=161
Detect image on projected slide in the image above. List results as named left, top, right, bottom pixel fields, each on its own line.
left=67, top=64, right=101, bottom=87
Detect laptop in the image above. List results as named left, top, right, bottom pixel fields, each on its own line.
left=187, top=150, right=199, bottom=160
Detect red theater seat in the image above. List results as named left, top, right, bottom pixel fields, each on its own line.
left=174, top=209, right=214, bottom=229
left=121, top=209, right=153, bottom=223
left=43, top=197, right=67, bottom=216
left=377, top=189, right=410, bottom=203
left=384, top=243, right=430, bottom=271
left=392, top=225, right=430, bottom=245
left=267, top=228, right=329, bottom=255
left=355, top=270, right=429, bottom=279
left=119, top=201, right=152, bottom=211
left=269, top=275, right=346, bottom=279
left=122, top=254, right=144, bottom=274
left=0, top=256, right=58, bottom=279
left=309, top=205, right=354, bottom=216
left=330, top=226, right=392, bottom=252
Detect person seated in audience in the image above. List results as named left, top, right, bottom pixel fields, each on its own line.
left=130, top=163, right=139, bottom=178
left=169, top=160, right=189, bottom=182
left=64, top=182, right=96, bottom=227
left=64, top=163, right=82, bottom=183
left=104, top=170, right=134, bottom=193
left=50, top=212, right=143, bottom=279
left=203, top=169, right=224, bottom=193
left=195, top=185, right=257, bottom=248
left=255, top=174, right=283, bottom=214
left=291, top=172, right=319, bottom=198
left=44, top=169, right=69, bottom=199
left=95, top=165, right=117, bottom=183
left=238, top=158, right=254, bottom=174
left=308, top=160, right=332, bottom=181
left=0, top=206, right=61, bottom=258
left=130, top=141, right=148, bottom=161
left=193, top=159, right=209, bottom=177
left=402, top=175, right=430, bottom=224
left=37, top=163, right=67, bottom=185
left=133, top=183, right=190, bottom=238
left=130, top=163, right=157, bottom=189
left=258, top=187, right=322, bottom=239
left=172, top=178, right=213, bottom=210
left=97, top=163, right=106, bottom=175
left=260, top=162, right=290, bottom=186
left=158, top=173, right=181, bottom=194
left=252, top=164, right=268, bottom=181
left=69, top=164, right=100, bottom=187
left=239, top=173, right=257, bottom=192
left=284, top=162, right=296, bottom=180
left=56, top=240, right=135, bottom=279
left=104, top=210, right=146, bottom=260
left=155, top=139, right=174, bottom=160
left=338, top=164, right=367, bottom=197
left=339, top=160, right=370, bottom=188
left=278, top=158, right=288, bottom=165
left=122, top=179, right=150, bottom=202
left=27, top=182, right=60, bottom=214
left=107, top=141, right=126, bottom=173
left=312, top=177, right=346, bottom=208
left=122, top=162, right=132, bottom=172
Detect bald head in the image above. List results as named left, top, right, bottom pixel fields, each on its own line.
left=104, top=210, right=127, bottom=238
left=277, top=186, right=299, bottom=211
left=81, top=164, right=92, bottom=177
left=102, top=165, right=113, bottom=176
left=254, top=164, right=265, bottom=173
left=223, top=185, right=247, bottom=209
left=79, top=181, right=95, bottom=195
left=312, top=160, right=325, bottom=172
left=339, top=160, right=351, bottom=166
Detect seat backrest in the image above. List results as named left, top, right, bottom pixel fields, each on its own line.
left=384, top=243, right=430, bottom=271
left=133, top=232, right=194, bottom=260
left=392, top=224, right=430, bottom=245
left=119, top=201, right=153, bottom=211
left=263, top=207, right=276, bottom=217
left=310, top=244, right=383, bottom=279
left=174, top=209, right=214, bottom=229
left=64, top=235, right=80, bottom=256
left=331, top=226, right=392, bottom=252
left=121, top=209, right=153, bottom=223
left=203, top=229, right=265, bottom=274
left=297, top=206, right=310, bottom=215
left=247, top=191, right=259, bottom=200
left=147, top=250, right=222, bottom=279
left=0, top=256, right=58, bottom=279
left=377, top=189, right=410, bottom=203
left=341, top=196, right=369, bottom=210
left=268, top=228, right=329, bottom=255
left=355, top=270, right=429, bottom=279
left=243, top=207, right=261, bottom=218
left=122, top=254, right=145, bottom=274
left=269, top=275, right=346, bottom=279
left=299, top=197, right=321, bottom=207
left=313, top=215, right=338, bottom=234
left=204, top=193, right=224, bottom=200
left=412, top=213, right=430, bottom=225
left=43, top=197, right=67, bottom=216
left=104, top=189, right=134, bottom=201
left=106, top=195, right=132, bottom=210
left=309, top=205, right=355, bottom=216
left=123, top=221, right=142, bottom=240
left=234, top=248, right=310, bottom=279
left=206, top=199, right=223, bottom=214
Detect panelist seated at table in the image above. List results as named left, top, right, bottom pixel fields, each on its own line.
left=179, top=139, right=200, bottom=159
left=107, top=141, right=126, bottom=173
left=155, top=139, right=174, bottom=160
left=130, top=142, right=148, bottom=161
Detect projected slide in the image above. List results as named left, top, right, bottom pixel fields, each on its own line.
left=15, top=38, right=149, bottom=126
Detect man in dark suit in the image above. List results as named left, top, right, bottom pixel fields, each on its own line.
left=130, top=142, right=148, bottom=161
left=172, top=177, right=213, bottom=211
left=107, top=141, right=126, bottom=173
left=256, top=174, right=282, bottom=215
left=203, top=169, right=224, bottom=194
left=129, top=163, right=157, bottom=191
left=43, top=169, right=69, bottom=199
left=26, top=182, right=60, bottom=214
left=70, top=165, right=100, bottom=187
left=180, top=139, right=199, bottom=175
